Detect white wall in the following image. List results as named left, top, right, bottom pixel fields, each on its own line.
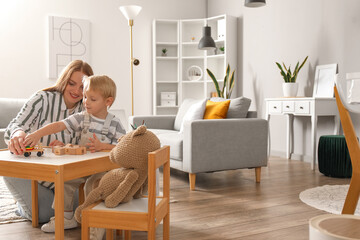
left=209, top=0, right=360, bottom=160
left=3, top=0, right=360, bottom=160
left=0, top=0, right=205, bottom=116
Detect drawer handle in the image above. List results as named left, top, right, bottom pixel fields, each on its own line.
left=273, top=106, right=277, bottom=109
left=300, top=106, right=304, bottom=109
left=286, top=105, right=290, bottom=108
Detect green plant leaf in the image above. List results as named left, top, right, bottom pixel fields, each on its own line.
left=207, top=68, right=222, bottom=97
left=227, top=70, right=235, bottom=98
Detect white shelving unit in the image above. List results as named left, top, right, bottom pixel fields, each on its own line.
left=153, top=15, right=237, bottom=115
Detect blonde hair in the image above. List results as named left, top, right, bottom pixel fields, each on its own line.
left=43, top=60, right=93, bottom=92
left=83, top=75, right=117, bottom=106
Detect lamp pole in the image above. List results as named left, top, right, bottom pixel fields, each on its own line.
left=129, top=19, right=134, bottom=116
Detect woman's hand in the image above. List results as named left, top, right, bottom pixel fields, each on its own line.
left=24, top=132, right=41, bottom=148
left=49, top=140, right=65, bottom=147
left=87, top=133, right=103, bottom=153
left=8, top=130, right=26, bottom=155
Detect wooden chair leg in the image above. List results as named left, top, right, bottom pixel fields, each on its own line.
left=255, top=167, right=261, bottom=183
left=342, top=175, right=360, bottom=214
left=79, top=182, right=85, bottom=205
left=81, top=217, right=89, bottom=240
left=125, top=230, right=131, bottom=240
left=106, top=229, right=114, bottom=240
left=189, top=173, right=196, bottom=191
left=116, top=229, right=123, bottom=236
left=163, top=213, right=170, bottom=240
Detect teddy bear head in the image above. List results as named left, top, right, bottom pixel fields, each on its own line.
left=109, top=125, right=160, bottom=170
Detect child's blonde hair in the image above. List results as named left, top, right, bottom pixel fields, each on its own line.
left=83, top=75, right=116, bottom=106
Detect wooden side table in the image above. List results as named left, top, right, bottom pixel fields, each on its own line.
left=310, top=214, right=360, bottom=239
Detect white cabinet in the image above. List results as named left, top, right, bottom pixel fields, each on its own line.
left=152, top=15, right=237, bottom=115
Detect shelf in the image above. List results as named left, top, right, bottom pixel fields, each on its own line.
left=207, top=54, right=225, bottom=59
left=156, top=57, right=178, bottom=60
left=156, top=42, right=178, bottom=45
left=182, top=80, right=204, bottom=83
left=182, top=56, right=204, bottom=60
left=182, top=42, right=199, bottom=45
left=156, top=81, right=179, bottom=84
left=156, top=105, right=179, bottom=108
left=153, top=15, right=236, bottom=115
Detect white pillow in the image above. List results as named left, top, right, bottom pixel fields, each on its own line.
left=179, top=99, right=207, bottom=133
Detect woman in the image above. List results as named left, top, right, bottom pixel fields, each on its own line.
left=3, top=60, right=93, bottom=224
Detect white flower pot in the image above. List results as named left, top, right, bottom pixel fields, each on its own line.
left=282, top=82, right=299, bottom=97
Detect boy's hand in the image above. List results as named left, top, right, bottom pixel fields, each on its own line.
left=87, top=133, right=103, bottom=153
left=24, top=132, right=41, bottom=147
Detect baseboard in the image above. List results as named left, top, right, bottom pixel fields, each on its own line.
left=270, top=150, right=312, bottom=163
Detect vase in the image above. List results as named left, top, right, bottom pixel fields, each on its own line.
left=282, top=82, right=299, bottom=97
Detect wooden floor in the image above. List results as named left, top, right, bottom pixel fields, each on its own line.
left=0, top=156, right=350, bottom=240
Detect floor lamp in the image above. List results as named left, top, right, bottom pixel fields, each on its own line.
left=119, top=5, right=142, bottom=116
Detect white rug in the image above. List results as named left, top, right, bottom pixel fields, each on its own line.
left=299, top=184, right=360, bottom=215
left=0, top=176, right=28, bottom=224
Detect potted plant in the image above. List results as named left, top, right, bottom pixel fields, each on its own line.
left=162, top=48, right=167, bottom=56
left=207, top=64, right=235, bottom=99
left=275, top=56, right=308, bottom=97
left=219, top=46, right=225, bottom=54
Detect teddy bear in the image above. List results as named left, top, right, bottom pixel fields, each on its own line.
left=74, top=125, right=160, bottom=223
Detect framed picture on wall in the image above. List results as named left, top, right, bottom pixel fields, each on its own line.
left=313, top=63, right=338, bottom=98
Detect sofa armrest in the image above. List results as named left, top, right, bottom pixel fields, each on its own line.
left=183, top=118, right=268, bottom=173
left=128, top=115, right=176, bottom=130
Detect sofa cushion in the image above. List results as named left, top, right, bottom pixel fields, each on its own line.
left=0, top=98, right=27, bottom=128
left=203, top=100, right=230, bottom=119
left=210, top=96, right=251, bottom=118
left=179, top=99, right=207, bottom=133
left=174, top=99, right=202, bottom=131
left=149, top=129, right=183, bottom=161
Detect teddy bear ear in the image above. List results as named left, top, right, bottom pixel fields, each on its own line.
left=131, top=125, right=147, bottom=137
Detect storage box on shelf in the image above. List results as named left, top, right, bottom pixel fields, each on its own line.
left=160, top=92, right=176, bottom=107
left=153, top=14, right=237, bottom=115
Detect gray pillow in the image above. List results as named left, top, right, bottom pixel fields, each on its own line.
left=174, top=99, right=202, bottom=131
left=210, top=97, right=251, bottom=118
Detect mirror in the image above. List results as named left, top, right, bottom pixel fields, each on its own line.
left=313, top=64, right=338, bottom=98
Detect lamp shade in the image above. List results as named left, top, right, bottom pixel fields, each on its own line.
left=198, top=26, right=216, bottom=50
left=244, top=0, right=266, bottom=7
left=119, top=5, right=142, bottom=20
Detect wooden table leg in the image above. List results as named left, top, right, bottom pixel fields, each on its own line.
left=55, top=167, right=65, bottom=240
left=31, top=180, right=39, bottom=227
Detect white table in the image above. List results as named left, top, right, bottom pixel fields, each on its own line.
left=265, top=97, right=340, bottom=170
left=0, top=148, right=118, bottom=240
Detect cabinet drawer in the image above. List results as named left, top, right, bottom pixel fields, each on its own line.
left=161, top=100, right=176, bottom=106
left=268, top=101, right=282, bottom=113
left=160, top=92, right=176, bottom=100
left=282, top=101, right=295, bottom=112
left=295, top=101, right=310, bottom=114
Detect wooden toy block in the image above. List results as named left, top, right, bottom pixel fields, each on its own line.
left=53, top=144, right=86, bottom=155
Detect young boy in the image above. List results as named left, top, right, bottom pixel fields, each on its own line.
left=24, top=75, right=126, bottom=232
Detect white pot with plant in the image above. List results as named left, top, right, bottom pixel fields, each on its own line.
left=162, top=48, right=167, bottom=56
left=275, top=56, right=308, bottom=97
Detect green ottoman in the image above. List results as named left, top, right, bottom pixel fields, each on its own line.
left=318, top=135, right=352, bottom=178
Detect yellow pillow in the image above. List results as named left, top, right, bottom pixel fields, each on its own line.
left=203, top=100, right=231, bottom=119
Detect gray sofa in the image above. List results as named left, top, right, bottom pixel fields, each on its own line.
left=129, top=98, right=268, bottom=190
left=0, top=98, right=27, bottom=149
